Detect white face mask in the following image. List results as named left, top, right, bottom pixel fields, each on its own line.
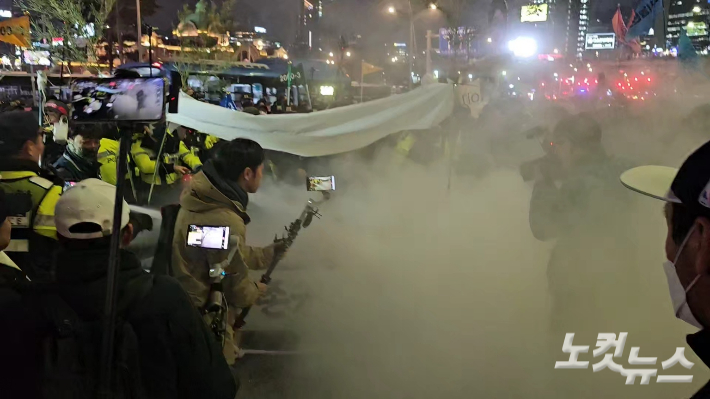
left=663, top=224, right=703, bottom=329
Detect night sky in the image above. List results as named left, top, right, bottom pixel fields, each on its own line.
left=145, top=0, right=641, bottom=48
left=145, top=0, right=300, bottom=41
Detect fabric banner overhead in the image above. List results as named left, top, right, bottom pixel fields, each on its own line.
left=166, top=83, right=455, bottom=157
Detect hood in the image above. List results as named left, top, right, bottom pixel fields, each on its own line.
left=53, top=248, right=145, bottom=319
left=55, top=247, right=143, bottom=284
left=181, top=171, right=248, bottom=216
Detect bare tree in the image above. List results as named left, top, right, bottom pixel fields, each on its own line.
left=173, top=0, right=239, bottom=91
left=19, top=0, right=116, bottom=69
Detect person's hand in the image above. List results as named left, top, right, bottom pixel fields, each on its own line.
left=173, top=165, right=190, bottom=175
left=271, top=240, right=288, bottom=261
left=255, top=282, right=268, bottom=295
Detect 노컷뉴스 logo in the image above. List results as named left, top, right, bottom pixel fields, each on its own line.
left=555, top=333, right=694, bottom=385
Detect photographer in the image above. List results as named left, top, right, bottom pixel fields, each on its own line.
left=529, top=114, right=638, bottom=323
left=531, top=114, right=640, bottom=397
left=0, top=111, right=64, bottom=280
left=172, top=138, right=285, bottom=365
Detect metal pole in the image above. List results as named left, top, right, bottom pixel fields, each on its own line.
left=148, top=26, right=153, bottom=75
left=407, top=0, right=414, bottom=90
left=105, top=0, right=112, bottom=74
left=136, top=0, right=144, bottom=61
left=360, top=61, right=364, bottom=102
left=426, top=30, right=433, bottom=77
left=97, top=128, right=131, bottom=398
left=116, top=5, right=123, bottom=65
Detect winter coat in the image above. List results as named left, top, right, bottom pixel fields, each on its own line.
left=50, top=247, right=237, bottom=399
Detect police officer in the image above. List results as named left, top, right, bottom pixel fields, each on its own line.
left=131, top=123, right=202, bottom=205
left=0, top=111, right=63, bottom=279
left=181, top=126, right=220, bottom=164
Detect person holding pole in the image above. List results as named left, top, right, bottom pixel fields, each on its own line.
left=171, top=138, right=287, bottom=365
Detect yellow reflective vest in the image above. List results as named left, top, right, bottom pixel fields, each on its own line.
left=0, top=165, right=62, bottom=275
left=97, top=138, right=139, bottom=186
left=132, top=131, right=202, bottom=186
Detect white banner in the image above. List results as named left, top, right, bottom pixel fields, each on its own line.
left=456, top=80, right=487, bottom=118
left=166, top=84, right=455, bottom=157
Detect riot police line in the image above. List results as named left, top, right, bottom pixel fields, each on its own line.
left=0, top=74, right=334, bottom=399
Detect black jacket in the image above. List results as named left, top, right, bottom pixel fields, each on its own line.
left=0, top=264, right=44, bottom=398
left=53, top=150, right=99, bottom=182
left=50, top=247, right=238, bottom=399
left=689, top=330, right=710, bottom=398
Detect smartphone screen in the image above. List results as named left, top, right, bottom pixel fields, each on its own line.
left=307, top=176, right=336, bottom=191
left=187, top=225, right=230, bottom=250
left=71, top=77, right=165, bottom=122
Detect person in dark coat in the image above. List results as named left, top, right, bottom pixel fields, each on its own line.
left=53, top=124, right=102, bottom=182
left=49, top=179, right=237, bottom=399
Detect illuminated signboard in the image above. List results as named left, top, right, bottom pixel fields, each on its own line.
left=585, top=33, right=615, bottom=50
left=394, top=43, right=406, bottom=47
left=255, top=26, right=266, bottom=34
left=520, top=4, right=548, bottom=22
left=23, top=50, right=51, bottom=66
left=687, top=22, right=707, bottom=37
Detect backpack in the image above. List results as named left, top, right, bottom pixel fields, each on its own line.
left=37, top=274, right=155, bottom=399
left=151, top=204, right=181, bottom=276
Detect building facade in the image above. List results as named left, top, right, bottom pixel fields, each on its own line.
left=667, top=0, right=709, bottom=50
left=517, top=0, right=587, bottom=60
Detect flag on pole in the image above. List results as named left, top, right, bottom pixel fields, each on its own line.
left=612, top=6, right=628, bottom=43
left=627, top=0, right=663, bottom=38
left=627, top=39, right=642, bottom=54
left=627, top=9, right=636, bottom=28
left=361, top=61, right=383, bottom=75
left=0, top=16, right=30, bottom=48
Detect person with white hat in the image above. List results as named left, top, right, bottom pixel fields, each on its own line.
left=621, top=140, right=710, bottom=398
left=39, top=179, right=237, bottom=398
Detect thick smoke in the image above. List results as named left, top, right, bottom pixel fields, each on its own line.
left=225, top=64, right=710, bottom=398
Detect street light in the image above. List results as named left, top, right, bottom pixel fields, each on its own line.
left=508, top=36, right=538, bottom=58
left=388, top=6, right=396, bottom=13
left=346, top=51, right=351, bottom=57
left=693, top=6, right=701, bottom=12
left=429, top=3, right=437, bottom=9
left=329, top=52, right=334, bottom=57
left=487, top=37, right=492, bottom=43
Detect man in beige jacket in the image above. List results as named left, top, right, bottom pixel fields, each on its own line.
left=172, top=138, right=283, bottom=365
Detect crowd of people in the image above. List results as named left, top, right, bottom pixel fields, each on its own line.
left=0, top=101, right=288, bottom=397
left=2, top=76, right=710, bottom=398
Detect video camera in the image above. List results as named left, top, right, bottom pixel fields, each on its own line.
left=519, top=125, right=560, bottom=183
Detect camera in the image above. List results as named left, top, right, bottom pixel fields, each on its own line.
left=520, top=155, right=560, bottom=182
